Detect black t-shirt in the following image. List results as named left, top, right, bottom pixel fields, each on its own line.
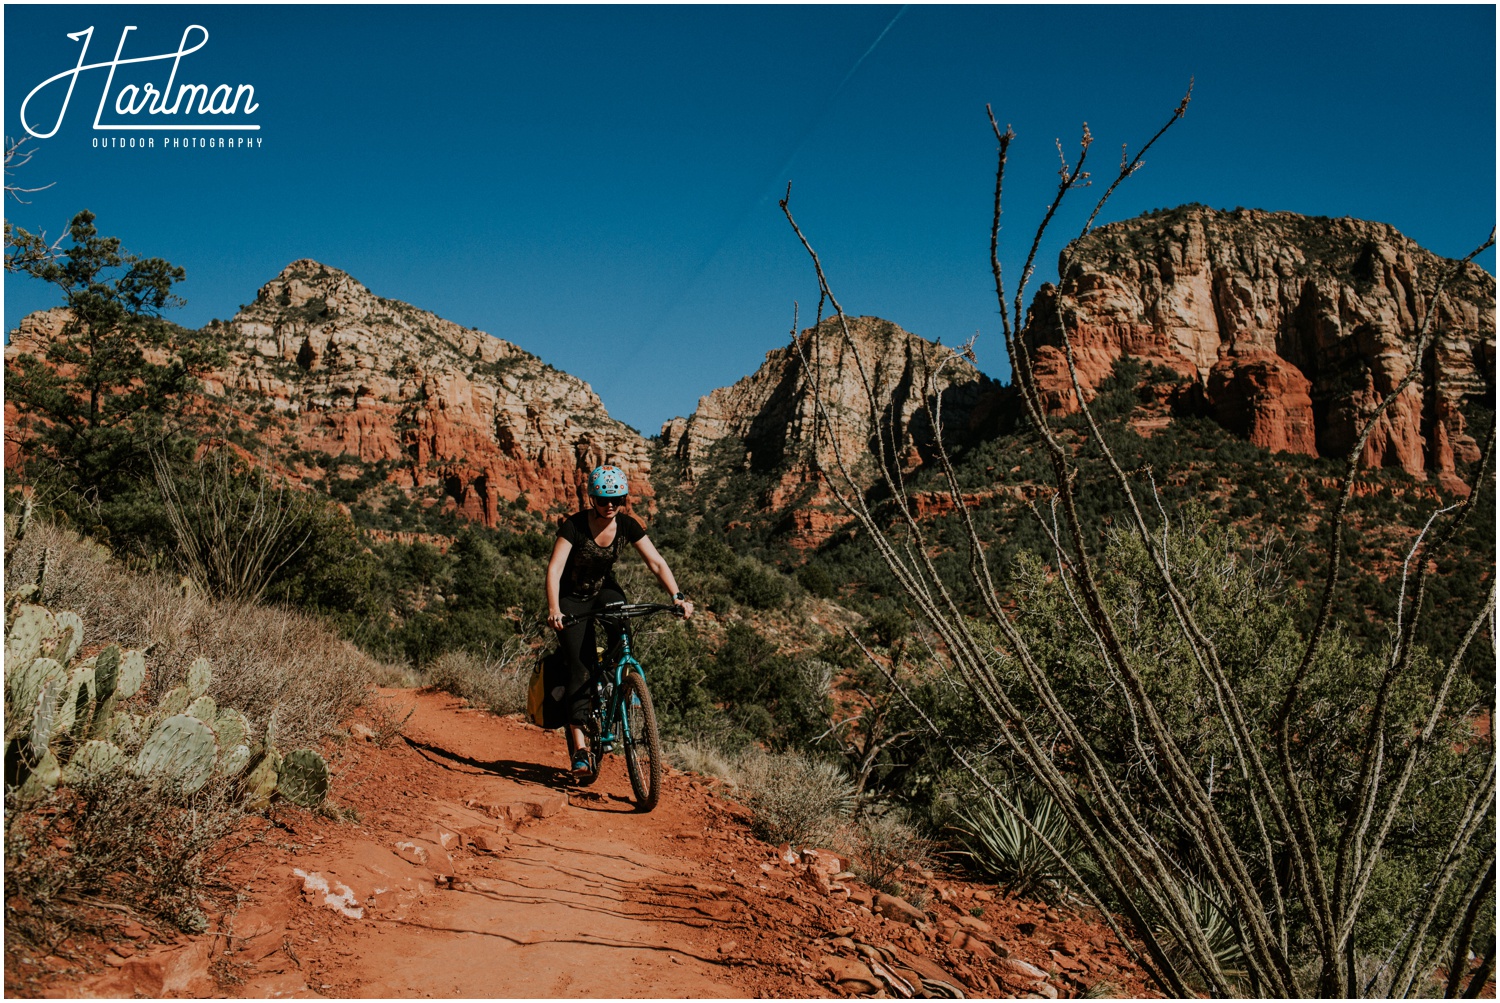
left=557, top=511, right=647, bottom=600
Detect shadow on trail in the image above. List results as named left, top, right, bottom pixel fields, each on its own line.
left=403, top=735, right=572, bottom=788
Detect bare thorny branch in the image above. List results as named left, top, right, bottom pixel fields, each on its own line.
left=781, top=85, right=1495, bottom=998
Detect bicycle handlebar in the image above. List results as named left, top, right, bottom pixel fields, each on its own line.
left=558, top=602, right=685, bottom=628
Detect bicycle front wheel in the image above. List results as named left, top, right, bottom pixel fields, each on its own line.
left=620, top=671, right=662, bottom=812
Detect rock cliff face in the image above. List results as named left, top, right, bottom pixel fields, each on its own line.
left=219, top=261, right=653, bottom=524
left=1024, top=207, right=1495, bottom=492
left=660, top=316, right=992, bottom=546
left=6, top=261, right=652, bottom=525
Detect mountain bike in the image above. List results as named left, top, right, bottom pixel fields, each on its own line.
left=562, top=602, right=678, bottom=812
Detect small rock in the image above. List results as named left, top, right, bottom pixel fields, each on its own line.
left=394, top=841, right=430, bottom=866
left=718, top=940, right=738, bottom=954
left=349, top=723, right=376, bottom=742
left=822, top=954, right=876, bottom=983
left=972, top=889, right=993, bottom=902
left=1004, top=958, right=1050, bottom=981
left=832, top=926, right=855, bottom=937
left=959, top=915, right=992, bottom=933
left=874, top=892, right=926, bottom=927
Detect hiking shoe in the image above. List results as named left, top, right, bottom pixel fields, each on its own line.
left=571, top=750, right=593, bottom=777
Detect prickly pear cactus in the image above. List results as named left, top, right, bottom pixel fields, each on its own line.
left=51, top=611, right=83, bottom=665
left=219, top=742, right=252, bottom=777
left=7, top=657, right=63, bottom=743
left=30, top=674, right=67, bottom=758
left=93, top=644, right=122, bottom=702
left=6, top=604, right=56, bottom=668
left=214, top=708, right=249, bottom=750
left=133, top=714, right=219, bottom=794
left=187, top=695, right=216, bottom=722
left=186, top=657, right=212, bottom=699
left=276, top=749, right=329, bottom=808
left=157, top=686, right=190, bottom=717
left=241, top=748, right=282, bottom=809
left=17, top=749, right=60, bottom=800
left=61, top=739, right=126, bottom=785
left=60, top=665, right=96, bottom=737
left=115, top=649, right=146, bottom=699
left=105, top=710, right=149, bottom=749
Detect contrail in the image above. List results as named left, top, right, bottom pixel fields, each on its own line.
left=617, top=6, right=911, bottom=400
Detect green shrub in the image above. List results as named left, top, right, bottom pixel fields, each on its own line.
left=736, top=750, right=856, bottom=846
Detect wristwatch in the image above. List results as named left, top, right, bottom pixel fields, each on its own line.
left=673, top=591, right=686, bottom=601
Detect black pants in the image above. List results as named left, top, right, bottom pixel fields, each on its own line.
left=558, top=585, right=626, bottom=726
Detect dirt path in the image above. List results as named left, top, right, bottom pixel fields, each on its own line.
left=29, top=688, right=1157, bottom=999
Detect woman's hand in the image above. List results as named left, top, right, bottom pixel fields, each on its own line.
left=547, top=609, right=566, bottom=631
left=674, top=598, right=695, bottom=620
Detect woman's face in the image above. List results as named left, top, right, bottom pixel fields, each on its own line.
left=592, top=496, right=623, bottom=516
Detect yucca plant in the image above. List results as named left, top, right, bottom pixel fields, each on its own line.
left=947, top=782, right=1083, bottom=901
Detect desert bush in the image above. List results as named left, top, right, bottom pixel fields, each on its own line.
left=5, top=516, right=385, bottom=748
left=5, top=771, right=247, bottom=944
left=736, top=749, right=856, bottom=846
left=664, top=737, right=740, bottom=784
left=848, top=806, right=929, bottom=894
left=425, top=644, right=531, bottom=716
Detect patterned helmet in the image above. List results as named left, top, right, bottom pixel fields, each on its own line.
left=588, top=465, right=629, bottom=499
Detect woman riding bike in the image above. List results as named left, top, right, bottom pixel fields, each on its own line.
left=545, top=464, right=693, bottom=776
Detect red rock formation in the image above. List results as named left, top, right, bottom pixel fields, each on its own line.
left=1206, top=347, right=1317, bottom=456
left=1025, top=207, right=1495, bottom=489
left=659, top=316, right=992, bottom=548
left=6, top=261, right=653, bottom=526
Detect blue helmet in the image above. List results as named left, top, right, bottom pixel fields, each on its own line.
left=588, top=465, right=629, bottom=500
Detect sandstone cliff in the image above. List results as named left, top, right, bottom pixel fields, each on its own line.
left=6, top=260, right=653, bottom=526
left=660, top=316, right=993, bottom=546
left=1024, top=206, right=1495, bottom=492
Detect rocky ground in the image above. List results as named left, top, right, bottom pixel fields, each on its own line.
left=9, top=688, right=1158, bottom=999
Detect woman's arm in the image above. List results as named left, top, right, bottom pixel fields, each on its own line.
left=633, top=536, right=694, bottom=620
left=545, top=536, right=572, bottom=631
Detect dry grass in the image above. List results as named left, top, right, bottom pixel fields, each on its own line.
left=734, top=750, right=857, bottom=847
left=5, top=518, right=392, bottom=748
left=424, top=643, right=532, bottom=717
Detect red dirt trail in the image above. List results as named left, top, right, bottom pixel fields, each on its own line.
left=13, top=688, right=1158, bottom=999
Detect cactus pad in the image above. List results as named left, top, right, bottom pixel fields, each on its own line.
left=6, top=605, right=55, bottom=669
left=186, top=657, right=213, bottom=698
left=158, top=686, right=190, bottom=717
left=93, top=645, right=122, bottom=702
left=61, top=666, right=96, bottom=736
left=106, top=711, right=149, bottom=748
left=241, top=748, right=281, bottom=809
left=62, top=739, right=126, bottom=784
left=220, top=743, right=252, bottom=777
left=51, top=611, right=84, bottom=664
left=187, top=695, right=217, bottom=721
left=214, top=708, right=250, bottom=751
left=115, top=650, right=146, bottom=699
left=17, top=749, right=61, bottom=800
left=276, top=749, right=329, bottom=808
left=8, top=657, right=62, bottom=732
left=30, top=674, right=66, bottom=758
left=133, top=714, right=219, bottom=794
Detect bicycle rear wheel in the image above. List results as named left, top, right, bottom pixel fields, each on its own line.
left=620, top=671, right=662, bottom=811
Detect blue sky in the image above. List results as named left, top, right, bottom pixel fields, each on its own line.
left=5, top=5, right=1495, bottom=435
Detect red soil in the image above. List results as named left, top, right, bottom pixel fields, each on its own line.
left=10, top=688, right=1158, bottom=999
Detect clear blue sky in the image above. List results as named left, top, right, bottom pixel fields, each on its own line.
left=5, top=5, right=1495, bottom=435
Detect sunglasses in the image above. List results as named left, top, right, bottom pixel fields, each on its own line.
left=592, top=497, right=626, bottom=507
